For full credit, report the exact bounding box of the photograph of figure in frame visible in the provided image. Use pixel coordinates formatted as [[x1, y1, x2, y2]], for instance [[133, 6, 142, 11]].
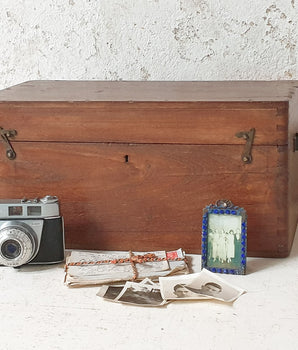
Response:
[[207, 213, 242, 270]]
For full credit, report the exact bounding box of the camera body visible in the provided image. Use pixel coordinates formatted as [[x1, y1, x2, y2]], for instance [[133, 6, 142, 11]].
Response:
[[0, 195, 64, 267]]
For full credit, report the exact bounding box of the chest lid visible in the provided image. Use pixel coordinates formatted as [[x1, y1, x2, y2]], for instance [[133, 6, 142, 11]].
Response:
[[0, 80, 295, 147], [0, 80, 297, 102]]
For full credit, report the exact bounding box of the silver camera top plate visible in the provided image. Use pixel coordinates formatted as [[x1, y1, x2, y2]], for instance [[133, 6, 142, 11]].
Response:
[[0, 195, 60, 219]]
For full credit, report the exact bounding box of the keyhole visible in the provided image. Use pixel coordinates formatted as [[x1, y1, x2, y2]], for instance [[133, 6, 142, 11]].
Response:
[[124, 155, 129, 163]]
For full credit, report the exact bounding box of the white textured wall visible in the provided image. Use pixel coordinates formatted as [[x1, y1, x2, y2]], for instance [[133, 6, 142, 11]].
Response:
[[0, 0, 297, 89]]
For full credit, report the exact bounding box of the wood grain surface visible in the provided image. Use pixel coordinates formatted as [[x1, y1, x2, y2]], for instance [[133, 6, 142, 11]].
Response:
[[0, 80, 297, 101], [0, 141, 288, 257], [0, 101, 288, 145]]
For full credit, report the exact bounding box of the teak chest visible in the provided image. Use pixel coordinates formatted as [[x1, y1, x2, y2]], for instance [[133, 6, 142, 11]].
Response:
[[0, 80, 297, 257]]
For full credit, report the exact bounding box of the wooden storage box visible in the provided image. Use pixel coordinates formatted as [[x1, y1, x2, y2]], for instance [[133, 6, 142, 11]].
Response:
[[0, 80, 297, 257]]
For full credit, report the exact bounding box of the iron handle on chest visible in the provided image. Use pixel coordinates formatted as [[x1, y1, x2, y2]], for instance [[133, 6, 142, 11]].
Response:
[[294, 133, 298, 152], [235, 128, 255, 164], [0, 127, 17, 160]]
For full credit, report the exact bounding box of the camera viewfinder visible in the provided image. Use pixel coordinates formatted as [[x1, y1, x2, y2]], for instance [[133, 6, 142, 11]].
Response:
[[8, 206, 23, 216], [27, 206, 42, 216]]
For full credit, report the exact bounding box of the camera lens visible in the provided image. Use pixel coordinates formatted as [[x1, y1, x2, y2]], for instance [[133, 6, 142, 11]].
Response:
[[0, 223, 37, 267], [1, 239, 22, 259]]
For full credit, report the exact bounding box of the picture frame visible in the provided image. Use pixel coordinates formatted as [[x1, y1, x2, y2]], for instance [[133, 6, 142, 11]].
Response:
[[201, 199, 247, 275]]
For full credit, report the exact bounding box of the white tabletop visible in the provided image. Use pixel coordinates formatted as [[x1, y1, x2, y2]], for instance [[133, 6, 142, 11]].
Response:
[[1, 228, 298, 350]]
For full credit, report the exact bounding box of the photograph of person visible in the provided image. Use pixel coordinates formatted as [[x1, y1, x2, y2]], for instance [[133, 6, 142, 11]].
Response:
[[115, 282, 167, 306], [159, 269, 245, 302], [173, 281, 222, 298], [207, 213, 242, 270]]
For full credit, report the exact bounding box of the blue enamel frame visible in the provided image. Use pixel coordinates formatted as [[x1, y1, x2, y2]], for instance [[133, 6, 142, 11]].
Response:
[[201, 200, 247, 275]]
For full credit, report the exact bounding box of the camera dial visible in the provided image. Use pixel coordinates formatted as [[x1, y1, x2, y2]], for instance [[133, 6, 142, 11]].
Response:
[[0, 222, 38, 267], [40, 195, 58, 204]]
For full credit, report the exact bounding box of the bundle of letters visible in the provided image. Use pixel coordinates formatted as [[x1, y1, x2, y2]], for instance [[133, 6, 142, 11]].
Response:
[[64, 248, 189, 287]]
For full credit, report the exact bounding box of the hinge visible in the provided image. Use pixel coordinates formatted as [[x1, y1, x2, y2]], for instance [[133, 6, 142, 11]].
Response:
[[0, 127, 17, 160]]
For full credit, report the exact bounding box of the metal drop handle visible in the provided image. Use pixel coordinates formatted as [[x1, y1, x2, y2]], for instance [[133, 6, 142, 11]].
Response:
[[235, 128, 255, 164], [0, 127, 17, 160]]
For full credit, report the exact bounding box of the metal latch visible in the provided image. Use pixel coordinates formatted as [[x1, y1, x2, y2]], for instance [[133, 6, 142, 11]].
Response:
[[0, 127, 17, 160], [235, 128, 255, 164], [294, 133, 298, 152]]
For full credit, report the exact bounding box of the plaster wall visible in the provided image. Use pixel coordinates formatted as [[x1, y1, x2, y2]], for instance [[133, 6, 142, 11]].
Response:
[[0, 0, 297, 89]]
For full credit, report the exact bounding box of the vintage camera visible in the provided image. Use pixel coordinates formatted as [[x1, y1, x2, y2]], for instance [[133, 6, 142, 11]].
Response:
[[0, 195, 64, 267]]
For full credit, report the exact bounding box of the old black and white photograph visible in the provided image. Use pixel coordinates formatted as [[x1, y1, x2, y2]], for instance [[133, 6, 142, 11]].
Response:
[[159, 269, 245, 302], [115, 281, 167, 307], [97, 285, 124, 301], [207, 213, 242, 268]]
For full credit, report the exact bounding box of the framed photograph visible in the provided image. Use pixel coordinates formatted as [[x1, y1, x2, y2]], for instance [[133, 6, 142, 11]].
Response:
[[201, 199, 247, 275]]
